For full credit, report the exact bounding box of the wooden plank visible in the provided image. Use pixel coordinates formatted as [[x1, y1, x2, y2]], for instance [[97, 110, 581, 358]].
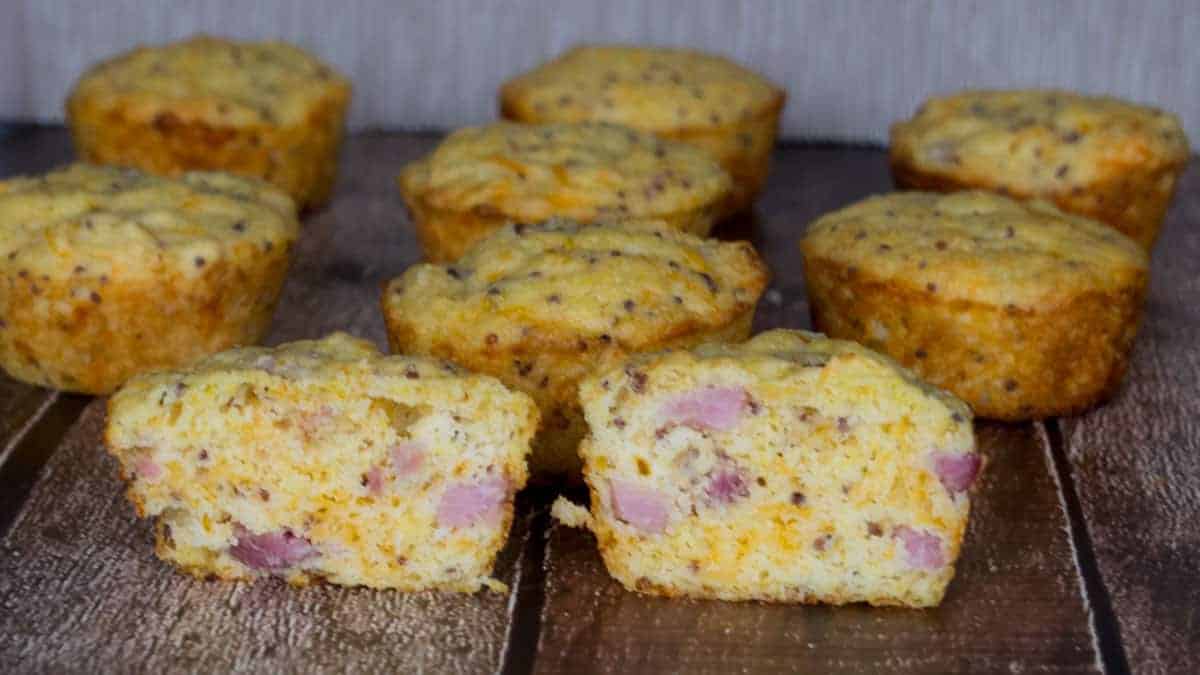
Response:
[[1059, 160, 1200, 674], [0, 131, 531, 674], [0, 381, 55, 464], [534, 423, 1098, 674], [533, 148, 1100, 674]]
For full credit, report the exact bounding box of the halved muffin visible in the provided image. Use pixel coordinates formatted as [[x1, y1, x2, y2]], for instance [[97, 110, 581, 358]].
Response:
[[105, 332, 538, 591], [554, 329, 978, 607]]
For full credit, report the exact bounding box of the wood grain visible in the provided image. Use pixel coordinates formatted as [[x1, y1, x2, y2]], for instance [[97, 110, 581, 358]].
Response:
[[1058, 161, 1200, 675]]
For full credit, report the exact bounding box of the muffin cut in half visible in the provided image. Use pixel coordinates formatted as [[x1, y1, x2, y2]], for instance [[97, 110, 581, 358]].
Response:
[[398, 121, 732, 261], [382, 218, 768, 478], [890, 89, 1190, 249], [0, 163, 298, 394], [501, 44, 785, 214], [801, 191, 1148, 420], [67, 35, 352, 209], [553, 329, 978, 607], [105, 333, 538, 591]]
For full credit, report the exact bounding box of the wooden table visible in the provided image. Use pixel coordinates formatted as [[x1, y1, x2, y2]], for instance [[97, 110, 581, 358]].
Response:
[[0, 127, 1195, 674]]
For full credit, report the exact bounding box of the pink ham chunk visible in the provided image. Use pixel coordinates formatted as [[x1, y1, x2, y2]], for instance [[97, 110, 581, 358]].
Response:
[[931, 451, 982, 494], [364, 465, 385, 496], [893, 526, 946, 569], [659, 386, 748, 432], [134, 457, 163, 483], [705, 464, 749, 505], [364, 441, 427, 496], [437, 476, 509, 529], [230, 526, 318, 571], [391, 440, 426, 477], [610, 479, 670, 534]]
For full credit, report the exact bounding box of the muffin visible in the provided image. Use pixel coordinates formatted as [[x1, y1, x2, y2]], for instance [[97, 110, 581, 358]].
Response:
[[398, 121, 732, 261], [0, 163, 298, 394], [801, 191, 1148, 420], [500, 45, 785, 214], [105, 332, 538, 591], [890, 89, 1190, 249], [381, 218, 769, 477], [67, 35, 351, 209], [552, 329, 978, 607]]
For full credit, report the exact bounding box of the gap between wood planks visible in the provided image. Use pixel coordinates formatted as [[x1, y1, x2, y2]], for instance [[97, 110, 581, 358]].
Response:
[[1043, 419, 1131, 675], [0, 394, 1136, 675], [0, 393, 90, 535]]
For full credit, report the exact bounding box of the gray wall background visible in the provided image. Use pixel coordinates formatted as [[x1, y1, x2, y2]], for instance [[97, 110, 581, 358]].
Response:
[[1, 0, 1195, 144]]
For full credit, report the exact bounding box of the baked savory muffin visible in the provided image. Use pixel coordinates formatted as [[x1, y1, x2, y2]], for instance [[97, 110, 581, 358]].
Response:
[[890, 89, 1190, 249], [399, 122, 732, 262], [801, 191, 1149, 420], [0, 163, 298, 394], [500, 45, 785, 214], [382, 218, 768, 477], [67, 35, 351, 209], [552, 329, 978, 607], [105, 332, 538, 591]]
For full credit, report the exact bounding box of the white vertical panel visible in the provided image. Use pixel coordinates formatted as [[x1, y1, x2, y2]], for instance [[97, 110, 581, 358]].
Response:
[[4, 0, 1198, 144]]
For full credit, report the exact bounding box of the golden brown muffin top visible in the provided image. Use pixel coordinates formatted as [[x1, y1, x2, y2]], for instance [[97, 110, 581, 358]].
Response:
[[400, 122, 731, 222], [891, 89, 1189, 190], [384, 218, 768, 349], [586, 328, 972, 428], [501, 45, 784, 131], [0, 163, 298, 277], [801, 191, 1147, 307], [110, 331, 529, 410], [68, 35, 350, 126]]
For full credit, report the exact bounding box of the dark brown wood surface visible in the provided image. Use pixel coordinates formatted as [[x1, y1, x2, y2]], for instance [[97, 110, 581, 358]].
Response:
[[535, 423, 1098, 674], [0, 128, 1195, 674], [1057, 168, 1200, 675]]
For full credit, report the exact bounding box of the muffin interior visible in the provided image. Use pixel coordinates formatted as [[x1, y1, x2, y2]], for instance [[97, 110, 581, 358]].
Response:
[[569, 331, 976, 606], [105, 333, 536, 591]]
